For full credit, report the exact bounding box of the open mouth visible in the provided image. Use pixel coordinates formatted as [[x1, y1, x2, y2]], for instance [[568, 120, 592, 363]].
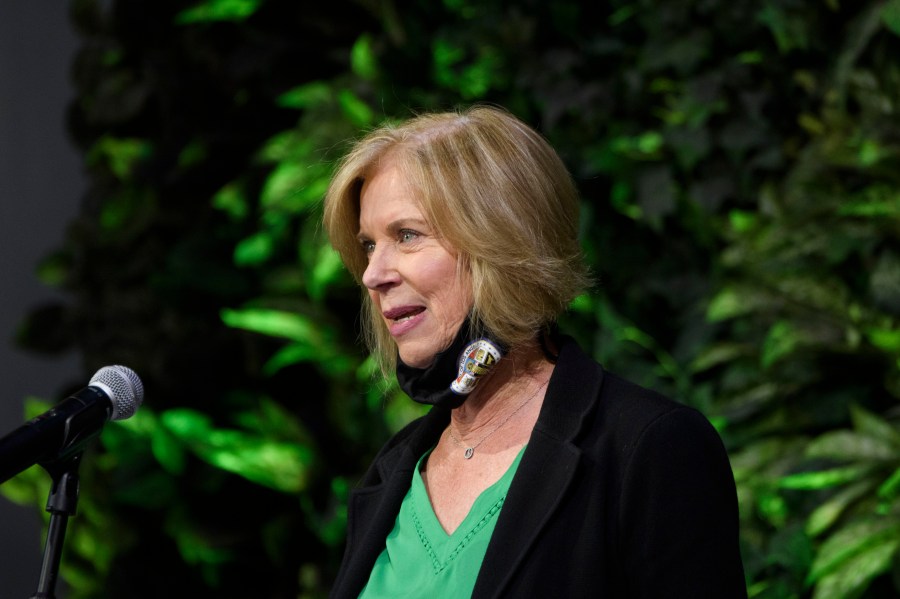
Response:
[[384, 306, 425, 322]]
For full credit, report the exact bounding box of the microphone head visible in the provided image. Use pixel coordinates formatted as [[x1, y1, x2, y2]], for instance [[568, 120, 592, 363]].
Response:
[[89, 365, 145, 421]]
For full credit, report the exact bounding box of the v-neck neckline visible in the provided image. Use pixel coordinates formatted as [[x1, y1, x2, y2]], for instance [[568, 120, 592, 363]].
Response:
[[409, 446, 526, 573]]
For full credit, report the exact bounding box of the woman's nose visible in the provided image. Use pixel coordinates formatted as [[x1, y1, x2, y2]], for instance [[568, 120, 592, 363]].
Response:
[[361, 246, 399, 290]]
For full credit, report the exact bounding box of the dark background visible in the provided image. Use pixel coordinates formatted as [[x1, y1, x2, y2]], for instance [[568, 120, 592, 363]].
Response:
[[0, 2, 81, 596]]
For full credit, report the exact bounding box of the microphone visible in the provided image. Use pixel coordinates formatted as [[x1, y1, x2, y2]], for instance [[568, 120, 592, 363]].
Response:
[[0, 365, 144, 484]]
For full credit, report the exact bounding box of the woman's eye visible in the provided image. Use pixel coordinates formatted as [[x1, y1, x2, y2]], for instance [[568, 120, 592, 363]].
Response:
[[399, 230, 419, 243], [361, 240, 375, 254]]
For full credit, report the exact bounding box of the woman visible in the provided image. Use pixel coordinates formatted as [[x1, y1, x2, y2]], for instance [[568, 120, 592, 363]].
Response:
[[323, 106, 746, 598]]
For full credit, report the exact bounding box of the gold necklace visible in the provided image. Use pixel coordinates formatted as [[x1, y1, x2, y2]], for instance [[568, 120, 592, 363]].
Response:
[[447, 379, 548, 459]]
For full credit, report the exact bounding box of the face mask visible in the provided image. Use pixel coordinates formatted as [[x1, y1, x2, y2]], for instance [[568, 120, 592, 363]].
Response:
[[395, 318, 506, 409]]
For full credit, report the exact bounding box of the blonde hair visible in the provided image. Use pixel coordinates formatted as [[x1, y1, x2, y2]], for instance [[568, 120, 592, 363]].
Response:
[[323, 105, 590, 372]]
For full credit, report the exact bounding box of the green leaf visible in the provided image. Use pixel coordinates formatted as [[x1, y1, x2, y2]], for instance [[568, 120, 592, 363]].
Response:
[[457, 51, 501, 99], [433, 38, 465, 84], [811, 537, 899, 598], [233, 231, 275, 266], [808, 518, 900, 583], [260, 161, 311, 211], [221, 307, 336, 348], [431, 38, 502, 99], [737, 51, 764, 65], [351, 34, 378, 80], [262, 341, 353, 377], [0, 462, 49, 506], [765, 525, 815, 578], [160, 409, 313, 493], [610, 131, 664, 159], [24, 397, 52, 419], [877, 466, 900, 500], [608, 5, 636, 26], [200, 430, 313, 492], [707, 288, 745, 322], [806, 481, 876, 537], [175, 0, 262, 24], [758, 3, 810, 53], [838, 184, 900, 218], [277, 81, 332, 110], [258, 130, 304, 161], [109, 406, 157, 438], [567, 293, 594, 314], [100, 194, 135, 232], [177, 139, 207, 168], [293, 175, 331, 211], [35, 252, 70, 288], [212, 182, 249, 221], [308, 244, 347, 300], [234, 397, 307, 440], [356, 353, 380, 382], [609, 180, 641, 219], [87, 136, 152, 181], [151, 425, 187, 475], [865, 325, 900, 352], [337, 89, 374, 128], [160, 408, 212, 437], [774, 276, 850, 318], [857, 139, 882, 167], [615, 325, 682, 384], [882, 0, 900, 37], [758, 490, 789, 528], [300, 481, 348, 547], [761, 321, 802, 368], [731, 437, 801, 481], [690, 343, 752, 373], [728, 210, 758, 233], [779, 465, 873, 490], [850, 404, 900, 448], [805, 430, 898, 461]]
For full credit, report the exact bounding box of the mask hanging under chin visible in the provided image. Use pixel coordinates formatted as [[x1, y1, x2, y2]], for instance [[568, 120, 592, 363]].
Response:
[[395, 317, 507, 409]]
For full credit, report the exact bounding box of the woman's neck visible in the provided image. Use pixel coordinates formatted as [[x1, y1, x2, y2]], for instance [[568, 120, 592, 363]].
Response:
[[449, 340, 554, 438]]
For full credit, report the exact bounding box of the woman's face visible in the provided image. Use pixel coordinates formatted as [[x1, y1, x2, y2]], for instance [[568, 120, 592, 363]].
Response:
[[357, 159, 472, 368]]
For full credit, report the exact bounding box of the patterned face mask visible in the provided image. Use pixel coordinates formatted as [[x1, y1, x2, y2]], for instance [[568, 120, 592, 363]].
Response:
[[395, 316, 506, 409]]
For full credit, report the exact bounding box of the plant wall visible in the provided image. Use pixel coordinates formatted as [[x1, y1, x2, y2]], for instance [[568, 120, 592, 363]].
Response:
[[3, 0, 900, 597]]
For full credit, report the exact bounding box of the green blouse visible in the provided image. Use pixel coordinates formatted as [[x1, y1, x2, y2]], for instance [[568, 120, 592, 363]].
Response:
[[358, 446, 526, 599]]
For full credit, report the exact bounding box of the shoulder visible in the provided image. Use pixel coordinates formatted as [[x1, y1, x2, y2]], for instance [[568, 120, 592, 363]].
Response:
[[585, 371, 738, 523], [593, 371, 729, 472], [549, 336, 728, 470], [550, 335, 717, 446], [598, 371, 717, 445]]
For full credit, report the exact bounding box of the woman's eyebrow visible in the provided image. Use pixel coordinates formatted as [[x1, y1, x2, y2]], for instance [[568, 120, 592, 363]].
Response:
[[358, 218, 429, 241], [385, 218, 429, 233]]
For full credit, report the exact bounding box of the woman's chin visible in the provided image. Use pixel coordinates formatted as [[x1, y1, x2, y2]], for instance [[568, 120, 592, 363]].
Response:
[[397, 343, 440, 370], [397, 327, 466, 370], [398, 353, 434, 370]]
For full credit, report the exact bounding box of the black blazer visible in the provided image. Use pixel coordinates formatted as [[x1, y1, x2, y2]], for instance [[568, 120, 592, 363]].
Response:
[[330, 337, 747, 598]]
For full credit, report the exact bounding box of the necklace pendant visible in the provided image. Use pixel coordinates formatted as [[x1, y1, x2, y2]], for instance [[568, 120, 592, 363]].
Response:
[[464, 447, 475, 459]]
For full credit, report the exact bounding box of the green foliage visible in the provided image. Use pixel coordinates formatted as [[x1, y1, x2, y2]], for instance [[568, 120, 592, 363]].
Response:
[[175, 0, 262, 24], [4, 0, 900, 596]]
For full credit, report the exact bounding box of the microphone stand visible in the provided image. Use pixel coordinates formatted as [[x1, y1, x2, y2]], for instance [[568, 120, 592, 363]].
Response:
[[30, 451, 84, 599]]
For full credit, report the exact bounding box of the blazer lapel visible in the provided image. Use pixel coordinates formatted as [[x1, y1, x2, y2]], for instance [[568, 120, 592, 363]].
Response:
[[472, 337, 605, 599], [333, 407, 450, 599]]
